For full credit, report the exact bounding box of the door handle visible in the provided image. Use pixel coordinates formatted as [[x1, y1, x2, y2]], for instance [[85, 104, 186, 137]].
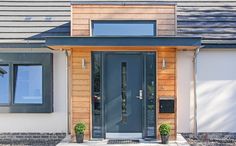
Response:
[[136, 90, 143, 100]]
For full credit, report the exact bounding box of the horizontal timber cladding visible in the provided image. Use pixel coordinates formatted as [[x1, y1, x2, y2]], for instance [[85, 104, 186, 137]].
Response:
[[2, 0, 236, 47], [71, 4, 177, 36], [71, 49, 91, 140], [70, 47, 177, 140], [157, 48, 177, 140], [0, 0, 71, 46]]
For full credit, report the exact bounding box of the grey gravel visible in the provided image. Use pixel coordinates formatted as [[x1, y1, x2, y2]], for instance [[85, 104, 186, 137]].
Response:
[[0, 133, 66, 146], [182, 133, 236, 146], [0, 139, 61, 146]]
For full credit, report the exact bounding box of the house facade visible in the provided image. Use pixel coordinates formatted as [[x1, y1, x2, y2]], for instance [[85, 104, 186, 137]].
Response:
[[0, 0, 236, 142]]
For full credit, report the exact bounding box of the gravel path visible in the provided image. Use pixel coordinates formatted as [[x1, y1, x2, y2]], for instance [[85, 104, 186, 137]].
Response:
[[182, 133, 236, 146], [0, 139, 61, 146]]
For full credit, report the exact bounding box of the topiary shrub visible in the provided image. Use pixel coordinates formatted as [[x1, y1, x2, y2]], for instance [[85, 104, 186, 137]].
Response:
[[159, 123, 171, 136], [74, 122, 86, 134]]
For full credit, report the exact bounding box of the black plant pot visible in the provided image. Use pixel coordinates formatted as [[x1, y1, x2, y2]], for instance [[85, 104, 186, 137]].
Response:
[[161, 135, 169, 144], [76, 133, 84, 143]]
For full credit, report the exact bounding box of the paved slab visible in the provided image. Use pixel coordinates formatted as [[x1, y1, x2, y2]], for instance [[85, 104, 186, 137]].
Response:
[[57, 134, 189, 146]]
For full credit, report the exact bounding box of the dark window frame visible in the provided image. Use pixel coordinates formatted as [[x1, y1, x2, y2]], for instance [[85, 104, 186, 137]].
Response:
[[0, 64, 10, 105], [0, 53, 53, 113], [91, 20, 157, 37]]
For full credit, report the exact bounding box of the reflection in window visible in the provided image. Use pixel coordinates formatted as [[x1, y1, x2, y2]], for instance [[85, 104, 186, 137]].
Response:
[[121, 62, 127, 123], [92, 20, 156, 36], [146, 53, 156, 138], [14, 65, 42, 104], [92, 53, 102, 138], [0, 65, 9, 104]]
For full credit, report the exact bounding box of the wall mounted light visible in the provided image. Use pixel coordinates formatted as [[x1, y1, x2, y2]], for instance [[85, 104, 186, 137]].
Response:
[[162, 58, 167, 70], [82, 58, 86, 69]]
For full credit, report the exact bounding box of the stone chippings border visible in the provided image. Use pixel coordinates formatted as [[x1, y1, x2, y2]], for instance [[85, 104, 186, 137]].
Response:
[[182, 133, 236, 146], [0, 133, 66, 146]]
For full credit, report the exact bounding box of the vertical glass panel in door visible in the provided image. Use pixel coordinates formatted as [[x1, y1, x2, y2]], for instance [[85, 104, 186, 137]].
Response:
[[14, 65, 43, 104], [92, 21, 156, 36], [92, 53, 103, 138], [145, 53, 156, 138], [121, 62, 127, 123], [0, 65, 9, 104]]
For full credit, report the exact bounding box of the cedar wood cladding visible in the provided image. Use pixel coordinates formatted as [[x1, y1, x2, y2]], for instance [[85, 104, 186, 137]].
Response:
[[71, 4, 176, 36], [71, 47, 177, 140], [70, 4, 177, 140], [1, 0, 236, 48]]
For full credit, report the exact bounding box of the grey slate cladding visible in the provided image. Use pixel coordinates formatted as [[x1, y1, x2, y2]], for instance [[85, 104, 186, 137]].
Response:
[[1, 0, 236, 48], [0, 0, 71, 48]]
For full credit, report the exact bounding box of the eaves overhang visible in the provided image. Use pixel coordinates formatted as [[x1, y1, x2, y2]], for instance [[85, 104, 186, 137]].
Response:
[[202, 40, 236, 49], [45, 36, 202, 50]]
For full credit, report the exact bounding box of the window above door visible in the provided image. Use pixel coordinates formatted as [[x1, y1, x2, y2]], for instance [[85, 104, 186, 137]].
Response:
[[92, 20, 156, 37]]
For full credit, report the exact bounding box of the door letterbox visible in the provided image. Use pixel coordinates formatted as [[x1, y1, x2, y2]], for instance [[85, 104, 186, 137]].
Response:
[[159, 99, 175, 113]]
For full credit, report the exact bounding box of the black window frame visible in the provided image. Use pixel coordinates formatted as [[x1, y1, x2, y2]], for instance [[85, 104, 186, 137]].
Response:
[[0, 53, 53, 113], [0, 64, 10, 105], [91, 20, 157, 37]]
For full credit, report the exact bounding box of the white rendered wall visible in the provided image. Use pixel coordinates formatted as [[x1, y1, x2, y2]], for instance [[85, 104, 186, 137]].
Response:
[[176, 51, 194, 133], [197, 50, 236, 132], [177, 50, 236, 133], [0, 49, 67, 133]]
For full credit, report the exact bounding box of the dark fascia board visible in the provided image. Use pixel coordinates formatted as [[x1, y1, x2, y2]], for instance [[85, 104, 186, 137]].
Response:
[[45, 36, 201, 47], [203, 43, 236, 49], [202, 40, 236, 49], [71, 1, 176, 6], [0, 43, 45, 49]]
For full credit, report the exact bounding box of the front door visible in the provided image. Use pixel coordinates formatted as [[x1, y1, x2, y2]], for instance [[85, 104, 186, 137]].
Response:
[[104, 53, 143, 139]]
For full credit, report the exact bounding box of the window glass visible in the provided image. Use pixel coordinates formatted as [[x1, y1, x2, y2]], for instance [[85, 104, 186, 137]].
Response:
[[92, 53, 103, 138], [121, 62, 127, 123], [145, 53, 156, 138], [0, 65, 9, 104], [92, 21, 156, 36], [14, 65, 43, 104]]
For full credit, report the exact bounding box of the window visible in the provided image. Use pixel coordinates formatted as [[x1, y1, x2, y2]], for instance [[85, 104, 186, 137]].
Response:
[[0, 53, 53, 113], [14, 65, 43, 104], [92, 20, 156, 36], [92, 52, 103, 138], [145, 53, 156, 138]]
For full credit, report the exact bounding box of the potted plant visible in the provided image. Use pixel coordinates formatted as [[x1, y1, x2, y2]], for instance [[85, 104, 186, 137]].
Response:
[[74, 122, 86, 143], [159, 123, 171, 144]]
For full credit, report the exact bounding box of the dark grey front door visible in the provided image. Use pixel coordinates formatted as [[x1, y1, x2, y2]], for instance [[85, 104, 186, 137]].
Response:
[[104, 53, 143, 138]]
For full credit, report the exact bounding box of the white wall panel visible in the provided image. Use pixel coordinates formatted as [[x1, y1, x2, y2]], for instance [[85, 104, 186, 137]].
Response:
[[177, 50, 236, 133], [197, 50, 236, 132], [0, 49, 67, 133], [177, 51, 194, 133]]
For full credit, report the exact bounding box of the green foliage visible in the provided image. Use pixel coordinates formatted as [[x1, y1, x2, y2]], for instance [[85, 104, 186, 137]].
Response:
[[159, 123, 171, 136], [74, 122, 86, 134]]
